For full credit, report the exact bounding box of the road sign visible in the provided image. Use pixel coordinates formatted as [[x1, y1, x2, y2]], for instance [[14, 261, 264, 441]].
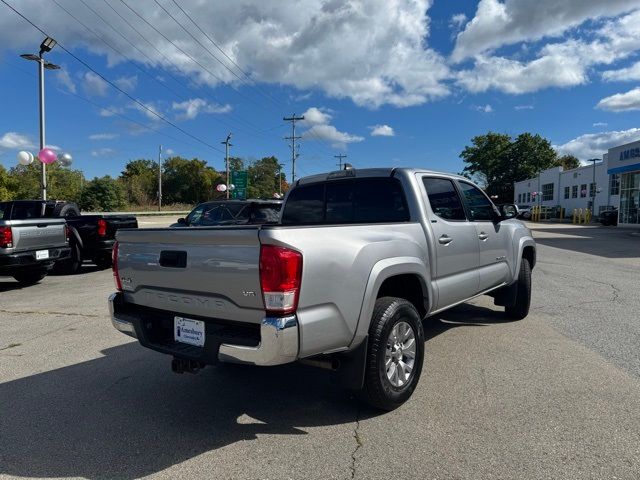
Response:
[[230, 170, 248, 200]]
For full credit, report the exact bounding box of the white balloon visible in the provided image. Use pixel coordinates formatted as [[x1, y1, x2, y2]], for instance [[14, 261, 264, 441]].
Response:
[[216, 184, 227, 192], [17, 150, 34, 165], [229, 184, 235, 191], [58, 152, 73, 167]]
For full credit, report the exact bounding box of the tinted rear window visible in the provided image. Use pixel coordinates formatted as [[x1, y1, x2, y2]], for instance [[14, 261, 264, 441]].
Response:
[[282, 177, 409, 225], [4, 202, 44, 220], [0, 202, 7, 220]]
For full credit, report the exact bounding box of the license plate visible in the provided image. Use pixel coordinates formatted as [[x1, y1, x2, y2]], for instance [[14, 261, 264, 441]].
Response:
[[36, 250, 49, 260], [174, 317, 205, 347]]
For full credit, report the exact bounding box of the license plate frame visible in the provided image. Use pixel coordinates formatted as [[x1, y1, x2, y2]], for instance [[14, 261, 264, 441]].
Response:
[[174, 316, 205, 347], [35, 250, 49, 260]]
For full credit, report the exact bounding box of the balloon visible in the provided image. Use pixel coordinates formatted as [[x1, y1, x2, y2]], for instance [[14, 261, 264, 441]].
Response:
[[17, 150, 34, 165], [38, 148, 57, 165], [228, 184, 235, 191], [216, 184, 227, 192], [57, 152, 73, 167]]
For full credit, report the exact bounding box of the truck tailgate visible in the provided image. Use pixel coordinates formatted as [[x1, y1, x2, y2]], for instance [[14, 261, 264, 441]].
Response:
[[104, 215, 138, 238], [116, 226, 265, 324], [6, 219, 67, 252]]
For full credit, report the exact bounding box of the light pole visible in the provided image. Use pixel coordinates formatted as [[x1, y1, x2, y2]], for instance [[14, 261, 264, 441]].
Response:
[[589, 158, 598, 217], [21, 37, 60, 201], [158, 145, 163, 211], [221, 133, 232, 200], [278, 163, 284, 196]]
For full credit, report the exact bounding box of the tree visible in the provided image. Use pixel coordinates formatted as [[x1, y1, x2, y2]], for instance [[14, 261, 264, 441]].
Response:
[[120, 159, 158, 206], [246, 156, 281, 199], [79, 176, 126, 212], [0, 165, 17, 201], [556, 154, 580, 170], [161, 156, 221, 205], [9, 162, 84, 202], [460, 132, 559, 201]]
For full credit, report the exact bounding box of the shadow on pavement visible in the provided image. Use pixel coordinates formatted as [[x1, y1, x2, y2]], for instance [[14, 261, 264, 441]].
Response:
[[0, 343, 365, 479], [532, 226, 638, 259], [424, 303, 515, 340]]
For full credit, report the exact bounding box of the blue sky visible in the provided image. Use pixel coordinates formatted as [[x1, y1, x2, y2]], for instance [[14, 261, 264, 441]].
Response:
[[1, 0, 639, 181]]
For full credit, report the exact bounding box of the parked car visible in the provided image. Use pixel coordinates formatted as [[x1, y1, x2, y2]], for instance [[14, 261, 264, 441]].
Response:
[[171, 199, 282, 227], [3, 200, 138, 274], [0, 200, 70, 285], [516, 204, 532, 219], [599, 208, 618, 226], [109, 168, 536, 410]]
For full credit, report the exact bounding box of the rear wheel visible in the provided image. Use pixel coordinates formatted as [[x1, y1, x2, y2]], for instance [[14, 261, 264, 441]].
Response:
[[54, 242, 82, 275], [505, 258, 532, 320], [13, 269, 47, 285], [359, 297, 424, 411]]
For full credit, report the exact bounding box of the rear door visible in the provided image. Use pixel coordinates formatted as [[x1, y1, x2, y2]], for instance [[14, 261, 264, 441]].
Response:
[[420, 176, 480, 310], [457, 181, 511, 292]]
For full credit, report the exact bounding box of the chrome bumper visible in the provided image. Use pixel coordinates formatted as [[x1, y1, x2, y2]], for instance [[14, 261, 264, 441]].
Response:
[[108, 293, 299, 366]]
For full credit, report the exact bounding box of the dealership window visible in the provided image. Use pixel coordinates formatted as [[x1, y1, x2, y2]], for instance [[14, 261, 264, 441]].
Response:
[[526, 192, 531, 203], [572, 185, 578, 198], [589, 183, 596, 198], [542, 183, 554, 201], [564, 186, 570, 199], [580, 184, 587, 198], [619, 172, 639, 225], [610, 174, 620, 196]]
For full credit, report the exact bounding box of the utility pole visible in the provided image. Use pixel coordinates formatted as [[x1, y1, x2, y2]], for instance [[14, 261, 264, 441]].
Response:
[[334, 154, 347, 170], [158, 145, 163, 211], [284, 114, 304, 183], [221, 133, 233, 199], [278, 163, 284, 196]]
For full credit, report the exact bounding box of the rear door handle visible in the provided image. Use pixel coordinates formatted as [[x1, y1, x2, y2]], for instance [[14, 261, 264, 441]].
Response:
[[478, 232, 488, 241], [438, 235, 453, 245]]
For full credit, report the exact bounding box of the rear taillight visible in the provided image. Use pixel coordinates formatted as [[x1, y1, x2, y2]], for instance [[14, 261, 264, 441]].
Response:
[[112, 241, 122, 291], [64, 225, 71, 243], [0, 226, 13, 249], [97, 219, 107, 237], [259, 245, 302, 315]]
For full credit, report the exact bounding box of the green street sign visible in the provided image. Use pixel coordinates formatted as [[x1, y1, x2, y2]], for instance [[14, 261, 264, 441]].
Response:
[[230, 170, 248, 200]]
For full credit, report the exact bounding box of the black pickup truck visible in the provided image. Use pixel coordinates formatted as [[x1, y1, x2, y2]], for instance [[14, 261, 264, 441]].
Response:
[[1, 200, 138, 274]]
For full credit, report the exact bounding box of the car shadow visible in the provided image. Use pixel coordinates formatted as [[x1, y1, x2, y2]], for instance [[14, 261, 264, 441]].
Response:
[[532, 226, 639, 259], [423, 303, 514, 340], [0, 278, 29, 292], [0, 342, 367, 479]]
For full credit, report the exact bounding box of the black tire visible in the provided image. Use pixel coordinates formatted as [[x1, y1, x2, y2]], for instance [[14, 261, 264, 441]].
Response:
[[13, 269, 47, 285], [359, 297, 425, 411], [505, 258, 532, 320], [55, 202, 81, 217], [54, 241, 82, 274]]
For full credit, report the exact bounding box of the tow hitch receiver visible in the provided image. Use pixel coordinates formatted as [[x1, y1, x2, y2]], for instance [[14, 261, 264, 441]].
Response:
[[171, 357, 205, 374]]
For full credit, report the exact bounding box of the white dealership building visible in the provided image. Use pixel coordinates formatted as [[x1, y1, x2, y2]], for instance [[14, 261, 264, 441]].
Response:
[[513, 138, 640, 227]]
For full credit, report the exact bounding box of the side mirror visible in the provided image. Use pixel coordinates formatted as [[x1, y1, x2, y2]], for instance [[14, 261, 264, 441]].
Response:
[[177, 217, 186, 225], [498, 204, 518, 220]]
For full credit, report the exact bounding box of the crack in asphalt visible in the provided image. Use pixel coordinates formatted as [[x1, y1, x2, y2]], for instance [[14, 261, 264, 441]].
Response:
[[349, 406, 363, 479], [0, 309, 101, 318]]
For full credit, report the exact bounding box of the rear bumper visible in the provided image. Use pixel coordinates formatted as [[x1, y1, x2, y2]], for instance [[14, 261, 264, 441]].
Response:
[[108, 292, 299, 366], [0, 246, 70, 272], [84, 239, 115, 257]]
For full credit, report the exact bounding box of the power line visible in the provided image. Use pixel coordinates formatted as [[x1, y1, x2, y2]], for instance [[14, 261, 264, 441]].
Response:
[[0, 0, 225, 155], [284, 114, 304, 183]]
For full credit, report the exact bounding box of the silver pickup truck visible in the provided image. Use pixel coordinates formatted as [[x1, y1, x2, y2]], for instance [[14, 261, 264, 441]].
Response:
[[0, 200, 70, 284], [109, 168, 535, 410]]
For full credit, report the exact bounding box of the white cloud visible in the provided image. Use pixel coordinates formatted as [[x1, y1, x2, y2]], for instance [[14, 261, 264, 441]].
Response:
[[472, 104, 493, 113], [91, 148, 116, 157], [554, 128, 640, 159], [450, 13, 467, 31], [89, 133, 119, 141], [0, 132, 35, 150], [56, 68, 76, 94], [602, 61, 640, 82], [593, 122, 608, 127], [597, 87, 640, 111], [83, 72, 109, 97], [114, 75, 138, 92], [452, 0, 640, 62], [369, 124, 395, 137], [302, 124, 364, 148], [172, 98, 232, 121], [99, 106, 124, 117], [300, 107, 332, 126], [130, 101, 164, 121], [0, 0, 450, 109], [165, 148, 175, 156], [515, 105, 534, 110]]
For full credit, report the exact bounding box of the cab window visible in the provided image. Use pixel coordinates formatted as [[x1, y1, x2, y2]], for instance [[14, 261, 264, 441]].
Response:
[[458, 182, 495, 221], [422, 177, 466, 221]]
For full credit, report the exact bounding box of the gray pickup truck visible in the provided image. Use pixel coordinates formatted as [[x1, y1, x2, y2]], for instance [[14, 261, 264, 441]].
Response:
[[109, 168, 535, 410], [0, 200, 70, 284]]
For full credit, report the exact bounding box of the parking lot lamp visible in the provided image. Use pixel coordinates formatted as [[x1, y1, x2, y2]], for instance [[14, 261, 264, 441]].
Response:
[[20, 37, 60, 201]]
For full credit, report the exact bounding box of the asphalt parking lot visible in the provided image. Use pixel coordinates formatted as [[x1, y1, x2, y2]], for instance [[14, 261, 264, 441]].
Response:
[[1, 219, 639, 480]]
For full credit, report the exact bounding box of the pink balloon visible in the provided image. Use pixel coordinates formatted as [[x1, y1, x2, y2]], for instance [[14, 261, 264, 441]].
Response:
[[38, 148, 57, 165]]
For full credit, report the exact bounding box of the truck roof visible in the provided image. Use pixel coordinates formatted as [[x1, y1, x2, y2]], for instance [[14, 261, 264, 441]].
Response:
[[295, 167, 469, 186]]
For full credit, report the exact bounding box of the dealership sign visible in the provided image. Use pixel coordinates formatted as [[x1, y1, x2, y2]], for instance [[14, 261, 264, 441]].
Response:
[[620, 147, 640, 161]]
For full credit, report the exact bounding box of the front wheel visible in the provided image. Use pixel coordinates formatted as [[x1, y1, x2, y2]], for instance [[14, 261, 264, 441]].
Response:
[[505, 258, 532, 320], [359, 297, 424, 411]]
